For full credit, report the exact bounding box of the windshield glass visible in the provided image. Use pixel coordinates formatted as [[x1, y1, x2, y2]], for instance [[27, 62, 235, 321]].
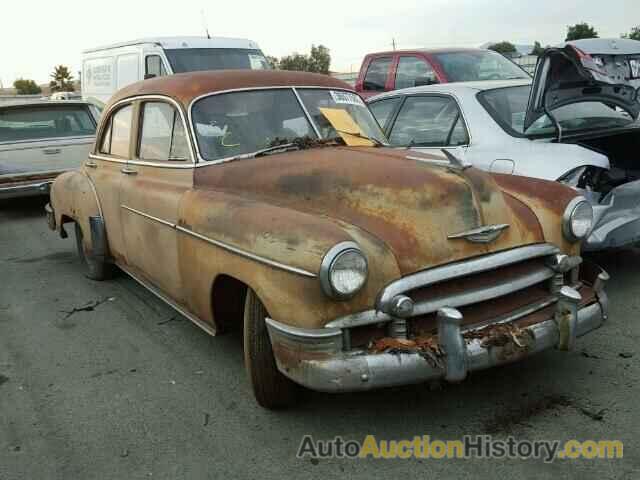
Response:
[[164, 48, 270, 73], [192, 88, 386, 161], [0, 105, 95, 142], [432, 51, 529, 82], [478, 85, 634, 137]]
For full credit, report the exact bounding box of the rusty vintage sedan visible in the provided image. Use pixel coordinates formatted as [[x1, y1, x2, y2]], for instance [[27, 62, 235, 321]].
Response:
[[46, 70, 609, 408]]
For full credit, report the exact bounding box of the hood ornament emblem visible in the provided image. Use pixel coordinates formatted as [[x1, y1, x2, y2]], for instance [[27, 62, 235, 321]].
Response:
[[448, 224, 510, 244]]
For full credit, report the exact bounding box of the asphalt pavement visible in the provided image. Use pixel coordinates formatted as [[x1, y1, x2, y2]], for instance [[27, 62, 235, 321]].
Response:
[[0, 197, 638, 479]]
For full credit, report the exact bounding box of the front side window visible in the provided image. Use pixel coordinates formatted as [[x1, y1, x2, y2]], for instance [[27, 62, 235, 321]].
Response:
[[145, 55, 168, 78], [138, 102, 190, 161], [388, 96, 469, 147], [478, 85, 634, 137], [164, 48, 270, 73], [363, 57, 392, 91], [369, 97, 402, 130], [432, 50, 529, 82], [191, 88, 387, 161], [99, 104, 132, 157], [395, 56, 438, 89], [0, 105, 95, 143]]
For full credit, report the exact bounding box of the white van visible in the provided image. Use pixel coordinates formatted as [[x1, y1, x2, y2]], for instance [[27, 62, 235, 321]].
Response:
[[82, 36, 270, 106]]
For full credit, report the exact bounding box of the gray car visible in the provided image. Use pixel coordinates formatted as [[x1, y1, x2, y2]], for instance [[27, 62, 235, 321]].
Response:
[[368, 45, 640, 251], [0, 100, 97, 200]]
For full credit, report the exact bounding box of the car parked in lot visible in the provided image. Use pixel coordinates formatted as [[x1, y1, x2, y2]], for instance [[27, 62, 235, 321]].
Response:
[[0, 100, 98, 200], [355, 48, 530, 98], [369, 44, 640, 251], [46, 70, 607, 408], [563, 38, 640, 89]]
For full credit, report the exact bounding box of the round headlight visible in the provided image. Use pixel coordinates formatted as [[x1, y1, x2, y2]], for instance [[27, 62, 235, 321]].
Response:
[[563, 197, 593, 242], [320, 242, 368, 299]]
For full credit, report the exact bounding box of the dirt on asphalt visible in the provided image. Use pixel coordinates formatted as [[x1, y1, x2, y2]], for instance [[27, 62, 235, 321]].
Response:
[[0, 197, 638, 479]]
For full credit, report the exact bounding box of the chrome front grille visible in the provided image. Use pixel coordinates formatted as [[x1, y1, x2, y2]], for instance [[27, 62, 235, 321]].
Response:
[[326, 243, 580, 349]]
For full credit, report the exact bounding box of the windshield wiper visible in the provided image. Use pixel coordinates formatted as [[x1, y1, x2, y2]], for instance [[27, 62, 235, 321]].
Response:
[[254, 143, 300, 157], [333, 129, 385, 147]]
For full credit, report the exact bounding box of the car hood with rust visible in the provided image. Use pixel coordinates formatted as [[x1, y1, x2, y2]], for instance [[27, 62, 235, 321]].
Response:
[[194, 147, 566, 275]]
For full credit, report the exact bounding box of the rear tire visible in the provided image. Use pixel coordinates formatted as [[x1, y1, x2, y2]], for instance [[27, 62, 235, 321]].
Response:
[[243, 288, 299, 409], [74, 222, 113, 280]]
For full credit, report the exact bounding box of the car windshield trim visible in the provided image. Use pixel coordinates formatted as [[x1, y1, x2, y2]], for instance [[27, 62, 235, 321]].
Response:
[[188, 86, 386, 163], [476, 85, 636, 140]]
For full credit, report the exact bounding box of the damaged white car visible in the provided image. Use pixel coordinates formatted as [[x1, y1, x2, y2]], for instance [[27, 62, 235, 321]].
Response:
[[368, 44, 640, 250]]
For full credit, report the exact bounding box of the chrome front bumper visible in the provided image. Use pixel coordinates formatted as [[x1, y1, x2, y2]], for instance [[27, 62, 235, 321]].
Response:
[[0, 180, 52, 200], [266, 264, 609, 393]]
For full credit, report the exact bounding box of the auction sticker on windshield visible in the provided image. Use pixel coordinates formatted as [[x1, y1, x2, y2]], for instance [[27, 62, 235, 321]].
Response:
[[329, 90, 365, 107]]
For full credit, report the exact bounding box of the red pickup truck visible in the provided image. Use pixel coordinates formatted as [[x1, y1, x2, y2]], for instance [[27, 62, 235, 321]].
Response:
[[355, 48, 530, 98]]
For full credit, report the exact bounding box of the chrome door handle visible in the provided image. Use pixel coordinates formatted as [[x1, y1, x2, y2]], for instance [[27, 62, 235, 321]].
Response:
[[85, 161, 98, 168], [120, 167, 138, 175], [43, 148, 61, 155]]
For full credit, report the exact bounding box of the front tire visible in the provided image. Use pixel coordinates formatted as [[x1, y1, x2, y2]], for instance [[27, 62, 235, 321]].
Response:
[[74, 222, 113, 280], [243, 288, 299, 409]]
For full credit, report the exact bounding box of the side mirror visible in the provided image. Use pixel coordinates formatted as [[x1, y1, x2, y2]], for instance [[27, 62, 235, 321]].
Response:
[[144, 73, 156, 80], [414, 76, 439, 87]]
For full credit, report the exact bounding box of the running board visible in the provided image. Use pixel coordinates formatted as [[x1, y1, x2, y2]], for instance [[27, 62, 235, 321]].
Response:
[[118, 265, 217, 337]]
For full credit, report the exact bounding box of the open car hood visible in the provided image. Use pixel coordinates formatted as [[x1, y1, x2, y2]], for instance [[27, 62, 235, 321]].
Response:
[[524, 45, 640, 132]]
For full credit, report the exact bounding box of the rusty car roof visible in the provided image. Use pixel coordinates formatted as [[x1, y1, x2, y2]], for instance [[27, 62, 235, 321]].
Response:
[[106, 70, 354, 111]]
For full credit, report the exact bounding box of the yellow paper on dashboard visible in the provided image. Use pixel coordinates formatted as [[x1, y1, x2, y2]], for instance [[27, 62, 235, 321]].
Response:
[[318, 108, 375, 147]]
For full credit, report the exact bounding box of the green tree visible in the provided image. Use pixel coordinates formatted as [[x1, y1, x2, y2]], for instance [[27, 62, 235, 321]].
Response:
[[530, 41, 545, 56], [13, 78, 42, 95], [266, 56, 279, 69], [565, 23, 599, 41], [49, 65, 74, 92], [488, 41, 518, 57], [307, 45, 331, 74], [622, 26, 640, 41], [275, 45, 331, 74]]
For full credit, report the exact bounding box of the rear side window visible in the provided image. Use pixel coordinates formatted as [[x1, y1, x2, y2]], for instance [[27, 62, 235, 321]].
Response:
[[395, 56, 438, 89], [138, 102, 189, 161], [388, 96, 469, 147], [363, 57, 392, 91], [0, 105, 95, 142], [99, 105, 132, 157]]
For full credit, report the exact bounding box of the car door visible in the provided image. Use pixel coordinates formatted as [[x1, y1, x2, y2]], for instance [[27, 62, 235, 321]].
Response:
[[119, 98, 193, 303], [85, 102, 135, 262], [359, 56, 394, 98], [374, 94, 470, 156]]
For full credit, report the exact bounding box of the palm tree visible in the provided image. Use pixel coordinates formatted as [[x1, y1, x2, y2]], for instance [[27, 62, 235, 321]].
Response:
[[49, 65, 74, 92]]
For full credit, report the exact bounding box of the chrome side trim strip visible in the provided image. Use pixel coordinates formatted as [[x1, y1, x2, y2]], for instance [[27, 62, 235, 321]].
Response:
[[175, 225, 317, 278], [118, 264, 217, 337], [119, 204, 317, 278], [377, 243, 560, 311], [89, 153, 196, 169], [120, 204, 176, 228]]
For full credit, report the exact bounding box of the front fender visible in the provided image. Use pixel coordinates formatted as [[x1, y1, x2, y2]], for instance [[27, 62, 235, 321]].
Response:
[[492, 173, 581, 255], [50, 170, 101, 248], [177, 189, 401, 330]]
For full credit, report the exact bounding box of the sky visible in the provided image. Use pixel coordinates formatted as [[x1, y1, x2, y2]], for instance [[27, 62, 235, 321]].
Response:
[[1, 0, 639, 87]]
